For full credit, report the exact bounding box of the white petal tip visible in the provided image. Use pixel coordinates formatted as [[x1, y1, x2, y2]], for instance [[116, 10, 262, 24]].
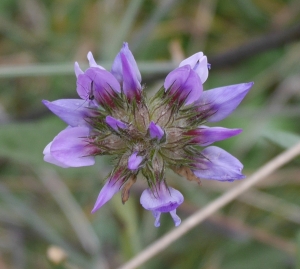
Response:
[[74, 62, 83, 77]]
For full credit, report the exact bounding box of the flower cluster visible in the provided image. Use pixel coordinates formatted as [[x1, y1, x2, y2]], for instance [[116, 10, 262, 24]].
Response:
[[43, 43, 253, 227]]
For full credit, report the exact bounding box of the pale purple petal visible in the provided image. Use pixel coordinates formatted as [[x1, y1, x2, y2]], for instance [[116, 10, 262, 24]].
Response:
[[42, 99, 93, 127], [43, 142, 70, 168], [91, 177, 123, 213], [140, 182, 184, 227], [50, 127, 95, 167], [85, 68, 121, 94], [74, 62, 84, 78], [196, 82, 253, 122], [85, 68, 121, 105], [179, 52, 204, 68], [77, 67, 120, 105], [182, 68, 203, 105], [76, 73, 93, 100], [111, 42, 141, 83], [128, 152, 143, 170], [121, 52, 142, 101], [164, 65, 190, 92], [140, 183, 184, 210], [149, 121, 164, 140], [193, 146, 245, 181], [164, 65, 202, 105], [196, 55, 209, 83], [87, 51, 105, 69], [105, 116, 127, 132], [188, 126, 242, 146], [170, 210, 181, 226], [152, 211, 161, 227], [179, 52, 209, 83]]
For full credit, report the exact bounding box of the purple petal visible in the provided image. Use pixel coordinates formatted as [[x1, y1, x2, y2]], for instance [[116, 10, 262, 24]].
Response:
[[193, 146, 245, 181], [187, 126, 242, 146], [86, 68, 120, 92], [74, 62, 84, 78], [196, 82, 253, 122], [42, 99, 93, 127], [43, 142, 70, 168], [179, 52, 209, 83], [164, 65, 202, 105], [128, 152, 143, 170], [152, 211, 161, 227], [76, 72, 93, 100], [181, 68, 203, 105], [140, 181, 184, 227], [50, 127, 95, 167], [87, 52, 105, 69], [77, 67, 121, 105], [164, 65, 189, 92], [111, 42, 141, 83], [91, 176, 123, 213], [86, 68, 121, 104], [170, 210, 181, 226], [105, 116, 127, 132], [149, 121, 164, 140], [121, 52, 142, 101], [140, 183, 184, 212]]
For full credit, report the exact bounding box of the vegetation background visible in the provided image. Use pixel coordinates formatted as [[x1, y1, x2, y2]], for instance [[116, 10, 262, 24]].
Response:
[[0, 0, 300, 268]]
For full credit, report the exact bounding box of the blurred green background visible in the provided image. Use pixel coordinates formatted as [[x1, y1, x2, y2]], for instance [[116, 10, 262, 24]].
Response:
[[1, 0, 300, 268]]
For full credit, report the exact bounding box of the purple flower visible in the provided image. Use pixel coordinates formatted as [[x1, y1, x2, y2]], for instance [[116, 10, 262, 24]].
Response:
[[105, 116, 128, 132], [179, 52, 209, 83], [195, 82, 253, 122], [111, 42, 142, 101], [185, 126, 242, 146], [128, 152, 143, 170], [140, 181, 184, 227], [76, 67, 121, 107], [192, 146, 245, 181], [43, 127, 97, 167], [43, 44, 253, 227], [148, 121, 164, 140], [164, 65, 202, 106]]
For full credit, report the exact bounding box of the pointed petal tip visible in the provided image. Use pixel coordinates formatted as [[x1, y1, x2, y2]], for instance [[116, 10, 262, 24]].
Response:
[[91, 207, 98, 214], [87, 51, 93, 59], [236, 128, 243, 134], [74, 62, 83, 77], [87, 51, 95, 65], [244, 81, 254, 91]]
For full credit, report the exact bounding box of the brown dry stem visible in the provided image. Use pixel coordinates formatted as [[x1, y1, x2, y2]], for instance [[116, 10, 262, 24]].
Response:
[[121, 176, 137, 204], [171, 166, 202, 185]]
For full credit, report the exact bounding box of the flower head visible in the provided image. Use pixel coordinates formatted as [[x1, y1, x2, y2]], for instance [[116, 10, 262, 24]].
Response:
[[43, 43, 253, 227]]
